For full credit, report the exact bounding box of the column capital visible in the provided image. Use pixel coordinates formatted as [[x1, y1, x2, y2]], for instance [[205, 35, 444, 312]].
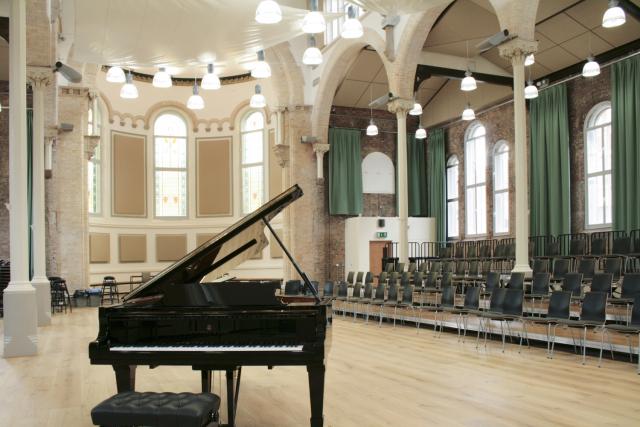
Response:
[[387, 98, 414, 115], [272, 144, 290, 168], [84, 135, 100, 160], [273, 105, 287, 113], [312, 142, 330, 155], [27, 66, 53, 89], [498, 39, 538, 61]]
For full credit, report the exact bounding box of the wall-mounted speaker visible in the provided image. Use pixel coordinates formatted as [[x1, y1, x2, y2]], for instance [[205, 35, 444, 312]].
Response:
[[377, 219, 385, 228]]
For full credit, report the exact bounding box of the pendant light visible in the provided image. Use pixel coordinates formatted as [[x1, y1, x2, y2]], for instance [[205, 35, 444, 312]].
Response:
[[524, 81, 538, 99], [582, 56, 601, 77], [255, 0, 282, 24], [302, 0, 325, 34], [120, 71, 138, 99], [524, 54, 535, 67], [460, 41, 477, 92], [201, 64, 221, 90], [303, 35, 323, 65], [251, 50, 272, 79], [250, 84, 266, 108], [152, 67, 172, 88], [602, 0, 625, 28], [415, 125, 427, 139], [341, 5, 363, 39], [409, 94, 422, 116], [366, 86, 378, 136], [461, 103, 475, 121], [187, 80, 205, 110], [106, 65, 126, 83]]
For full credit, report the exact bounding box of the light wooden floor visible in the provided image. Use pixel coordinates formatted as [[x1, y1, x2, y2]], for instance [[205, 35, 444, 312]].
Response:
[[1, 308, 640, 427]]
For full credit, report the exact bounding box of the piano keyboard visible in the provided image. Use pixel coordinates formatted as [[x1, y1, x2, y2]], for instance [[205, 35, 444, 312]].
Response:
[[110, 344, 304, 352]]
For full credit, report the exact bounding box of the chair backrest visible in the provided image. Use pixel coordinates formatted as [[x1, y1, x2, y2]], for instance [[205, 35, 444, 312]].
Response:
[[577, 258, 596, 280], [401, 283, 413, 304], [561, 273, 583, 297], [440, 285, 455, 308], [621, 273, 640, 299], [590, 237, 606, 256], [630, 294, 640, 327], [507, 272, 525, 290], [401, 271, 410, 284], [407, 262, 417, 273], [425, 272, 437, 288], [412, 271, 424, 286], [531, 273, 550, 295], [488, 288, 507, 313], [463, 287, 481, 310], [395, 262, 405, 273], [547, 291, 572, 319], [494, 244, 505, 258], [467, 245, 478, 259], [479, 244, 491, 258], [454, 243, 465, 259], [467, 260, 479, 276], [480, 261, 492, 275], [323, 281, 334, 297], [485, 272, 501, 292], [419, 262, 429, 273], [389, 271, 400, 284], [502, 289, 524, 316], [532, 259, 549, 274], [441, 272, 452, 288], [430, 261, 442, 274], [374, 282, 386, 300], [285, 280, 302, 295], [506, 243, 516, 258], [337, 281, 348, 297], [569, 239, 586, 256], [455, 261, 466, 276], [612, 237, 631, 255], [387, 282, 398, 301], [363, 282, 374, 299], [346, 271, 355, 284], [442, 261, 453, 274], [364, 272, 373, 284], [547, 241, 560, 256], [591, 273, 613, 294], [355, 271, 364, 284], [385, 263, 395, 273], [352, 282, 362, 299], [580, 292, 607, 323], [378, 271, 388, 285], [552, 258, 570, 279], [603, 257, 621, 279]]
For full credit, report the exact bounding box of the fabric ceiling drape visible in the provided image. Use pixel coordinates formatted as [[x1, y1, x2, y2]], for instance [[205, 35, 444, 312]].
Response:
[[612, 55, 640, 234], [426, 128, 446, 242], [407, 133, 428, 217], [329, 127, 363, 215], [529, 83, 571, 237]]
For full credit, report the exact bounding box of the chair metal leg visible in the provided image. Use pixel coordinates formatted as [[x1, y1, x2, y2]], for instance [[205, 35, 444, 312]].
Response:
[[500, 321, 506, 353], [599, 327, 605, 367], [582, 327, 587, 365]]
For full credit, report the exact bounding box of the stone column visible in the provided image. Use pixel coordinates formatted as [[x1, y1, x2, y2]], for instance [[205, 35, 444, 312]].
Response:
[[27, 66, 52, 327], [499, 39, 537, 276], [312, 143, 330, 181], [275, 107, 285, 146], [4, 0, 38, 358], [387, 98, 414, 265]]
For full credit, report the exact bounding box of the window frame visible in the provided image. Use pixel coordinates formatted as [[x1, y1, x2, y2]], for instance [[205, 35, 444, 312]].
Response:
[[492, 140, 509, 235], [240, 110, 267, 215], [152, 111, 189, 219], [324, 0, 362, 46], [446, 155, 460, 239], [464, 123, 487, 237], [584, 101, 612, 230]]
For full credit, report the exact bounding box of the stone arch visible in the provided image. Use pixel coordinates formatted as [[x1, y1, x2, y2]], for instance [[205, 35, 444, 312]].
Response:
[[267, 43, 305, 107], [143, 100, 200, 132]]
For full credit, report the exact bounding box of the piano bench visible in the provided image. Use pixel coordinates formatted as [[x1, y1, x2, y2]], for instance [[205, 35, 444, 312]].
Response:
[[91, 391, 220, 427]]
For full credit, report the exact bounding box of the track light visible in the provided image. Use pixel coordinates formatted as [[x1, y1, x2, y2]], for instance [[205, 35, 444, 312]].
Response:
[[152, 67, 172, 88], [341, 6, 363, 39], [462, 103, 475, 121], [303, 35, 323, 65], [524, 80, 538, 99], [460, 70, 477, 91], [251, 50, 272, 79], [106, 66, 126, 83], [250, 84, 266, 108], [187, 80, 205, 110], [582, 56, 600, 77], [603, 0, 626, 28], [302, 0, 325, 34], [366, 119, 378, 136], [255, 0, 282, 24], [201, 64, 221, 90], [120, 71, 138, 99]]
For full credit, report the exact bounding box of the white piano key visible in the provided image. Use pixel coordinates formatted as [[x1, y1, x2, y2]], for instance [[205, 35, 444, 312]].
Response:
[[110, 344, 304, 352]]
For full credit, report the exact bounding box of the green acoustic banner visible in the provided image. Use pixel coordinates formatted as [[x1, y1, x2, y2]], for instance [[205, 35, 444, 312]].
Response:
[[612, 55, 640, 234], [529, 82, 571, 237], [407, 133, 428, 216], [27, 109, 33, 280], [329, 127, 363, 215], [426, 128, 446, 242]]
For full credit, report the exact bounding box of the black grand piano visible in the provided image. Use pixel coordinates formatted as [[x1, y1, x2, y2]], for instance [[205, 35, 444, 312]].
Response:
[[89, 185, 331, 427]]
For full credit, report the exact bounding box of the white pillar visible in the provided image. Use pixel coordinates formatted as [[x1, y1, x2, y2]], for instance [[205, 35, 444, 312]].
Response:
[[312, 143, 330, 181], [387, 99, 414, 265], [27, 68, 52, 327], [499, 39, 537, 276], [4, 0, 38, 358]]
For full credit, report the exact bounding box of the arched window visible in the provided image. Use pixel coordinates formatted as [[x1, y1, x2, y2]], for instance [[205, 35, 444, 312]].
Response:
[[585, 102, 612, 228], [241, 111, 265, 214], [465, 124, 487, 236], [87, 100, 103, 214], [154, 112, 188, 217], [493, 141, 509, 234], [446, 155, 459, 238]]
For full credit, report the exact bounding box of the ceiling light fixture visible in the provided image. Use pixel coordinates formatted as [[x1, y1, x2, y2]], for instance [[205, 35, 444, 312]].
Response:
[[302, 0, 326, 34], [524, 80, 538, 99], [303, 35, 323, 65], [409, 95, 423, 116], [462, 103, 475, 121], [582, 56, 600, 77], [524, 53, 535, 66], [152, 67, 172, 88], [201, 64, 221, 90], [341, 5, 363, 39], [415, 125, 427, 139], [461, 70, 477, 91], [255, 0, 282, 24], [251, 50, 272, 79], [120, 71, 139, 99], [106, 65, 126, 83], [366, 86, 378, 136], [187, 80, 205, 110], [602, 0, 626, 28], [250, 84, 266, 108]]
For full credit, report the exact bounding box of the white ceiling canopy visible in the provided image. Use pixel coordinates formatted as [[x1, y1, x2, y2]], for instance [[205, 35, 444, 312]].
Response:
[[347, 0, 451, 16], [71, 0, 340, 77]]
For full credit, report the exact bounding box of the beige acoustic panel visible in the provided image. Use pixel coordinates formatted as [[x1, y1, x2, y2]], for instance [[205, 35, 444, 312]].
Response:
[[196, 233, 216, 248], [89, 233, 110, 263], [112, 132, 146, 217], [196, 137, 232, 216], [270, 237, 283, 259], [118, 234, 147, 263], [156, 234, 187, 262], [268, 129, 283, 199]]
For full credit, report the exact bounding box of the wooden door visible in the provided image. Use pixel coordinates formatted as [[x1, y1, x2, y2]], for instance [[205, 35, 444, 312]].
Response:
[[369, 240, 391, 275]]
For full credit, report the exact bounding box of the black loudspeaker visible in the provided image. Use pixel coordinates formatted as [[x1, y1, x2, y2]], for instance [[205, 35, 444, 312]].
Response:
[[377, 219, 385, 228]]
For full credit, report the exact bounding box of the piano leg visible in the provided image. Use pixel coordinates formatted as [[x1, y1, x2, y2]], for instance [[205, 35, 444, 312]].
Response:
[[201, 370, 212, 393], [307, 364, 325, 427], [226, 369, 235, 427], [113, 365, 137, 392]]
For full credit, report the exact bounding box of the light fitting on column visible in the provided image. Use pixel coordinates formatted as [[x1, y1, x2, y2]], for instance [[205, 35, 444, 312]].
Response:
[[462, 103, 475, 121], [251, 50, 272, 79], [201, 64, 221, 90], [603, 0, 626, 28], [524, 54, 535, 66], [187, 80, 205, 110], [152, 67, 172, 88], [341, 6, 363, 39], [366, 119, 379, 136], [302, 0, 326, 34], [250, 84, 266, 108], [524, 80, 538, 99], [582, 56, 601, 77], [120, 71, 139, 99], [415, 125, 427, 139], [461, 70, 477, 91], [303, 35, 323, 65], [106, 66, 126, 83], [255, 0, 282, 24]]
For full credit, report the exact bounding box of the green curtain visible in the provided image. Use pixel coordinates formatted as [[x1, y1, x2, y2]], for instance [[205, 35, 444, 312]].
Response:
[[612, 55, 640, 233], [529, 83, 571, 237], [27, 109, 33, 280], [407, 133, 428, 216], [329, 127, 363, 215], [426, 128, 446, 242]]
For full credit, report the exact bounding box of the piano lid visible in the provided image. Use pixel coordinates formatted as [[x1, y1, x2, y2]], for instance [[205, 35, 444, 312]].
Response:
[[123, 185, 303, 302]]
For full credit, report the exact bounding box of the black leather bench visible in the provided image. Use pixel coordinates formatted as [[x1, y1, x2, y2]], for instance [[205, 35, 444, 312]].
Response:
[[91, 391, 220, 427]]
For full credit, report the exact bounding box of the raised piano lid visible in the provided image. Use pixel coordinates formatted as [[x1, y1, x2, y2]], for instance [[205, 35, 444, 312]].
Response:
[[123, 185, 303, 303]]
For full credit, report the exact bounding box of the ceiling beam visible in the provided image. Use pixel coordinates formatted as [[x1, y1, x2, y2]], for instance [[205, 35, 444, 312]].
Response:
[[414, 64, 513, 92], [621, 0, 640, 22], [0, 17, 8, 43]]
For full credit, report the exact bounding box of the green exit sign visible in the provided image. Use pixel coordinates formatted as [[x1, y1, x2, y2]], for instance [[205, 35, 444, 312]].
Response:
[[376, 232, 388, 238]]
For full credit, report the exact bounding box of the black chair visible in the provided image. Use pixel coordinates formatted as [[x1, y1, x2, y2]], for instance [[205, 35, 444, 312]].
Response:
[[346, 271, 355, 285], [284, 280, 302, 295], [322, 281, 335, 299], [473, 288, 507, 349], [407, 262, 417, 273], [449, 287, 481, 341], [395, 262, 405, 273], [561, 273, 583, 299], [347, 282, 362, 317], [463, 260, 480, 289], [421, 272, 439, 307], [577, 258, 596, 282], [354, 272, 364, 286], [600, 294, 640, 373], [384, 263, 395, 273], [380, 281, 400, 325], [395, 280, 419, 329], [550, 258, 570, 284], [529, 291, 572, 358], [334, 281, 349, 316], [378, 271, 388, 287], [50, 277, 72, 314], [603, 257, 622, 285], [366, 282, 386, 324], [532, 258, 549, 275], [610, 274, 640, 324], [493, 289, 526, 352], [101, 275, 119, 305], [526, 272, 551, 315], [506, 272, 525, 290], [481, 271, 501, 297], [591, 273, 613, 296], [421, 285, 456, 335]]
